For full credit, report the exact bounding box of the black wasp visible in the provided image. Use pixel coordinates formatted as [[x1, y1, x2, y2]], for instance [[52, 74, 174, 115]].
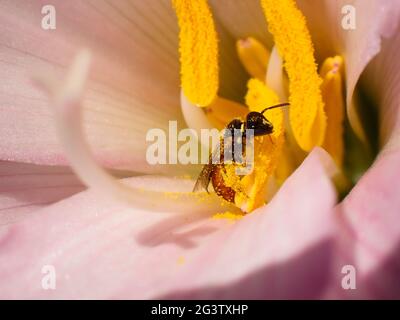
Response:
[[193, 102, 289, 203]]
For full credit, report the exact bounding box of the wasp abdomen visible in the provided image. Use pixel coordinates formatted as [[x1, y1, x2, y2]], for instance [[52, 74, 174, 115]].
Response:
[[211, 164, 236, 203]]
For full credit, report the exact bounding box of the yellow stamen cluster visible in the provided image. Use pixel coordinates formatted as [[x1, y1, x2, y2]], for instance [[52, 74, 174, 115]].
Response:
[[172, 0, 219, 106], [261, 0, 326, 152], [172, 0, 348, 214]]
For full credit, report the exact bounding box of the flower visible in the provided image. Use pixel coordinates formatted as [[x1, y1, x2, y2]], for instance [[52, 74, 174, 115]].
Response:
[[0, 0, 400, 299]]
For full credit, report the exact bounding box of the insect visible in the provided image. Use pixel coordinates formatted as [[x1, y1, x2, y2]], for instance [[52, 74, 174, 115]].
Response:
[[193, 102, 290, 203]]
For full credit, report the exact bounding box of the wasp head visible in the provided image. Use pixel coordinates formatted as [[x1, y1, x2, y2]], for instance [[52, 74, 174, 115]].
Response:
[[245, 112, 274, 136]]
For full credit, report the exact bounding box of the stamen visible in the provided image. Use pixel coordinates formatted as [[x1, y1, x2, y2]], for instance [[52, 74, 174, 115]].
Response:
[[236, 37, 270, 81], [320, 56, 345, 167], [260, 0, 326, 152], [172, 0, 219, 106], [245, 79, 284, 136], [266, 46, 304, 184], [206, 96, 248, 130]]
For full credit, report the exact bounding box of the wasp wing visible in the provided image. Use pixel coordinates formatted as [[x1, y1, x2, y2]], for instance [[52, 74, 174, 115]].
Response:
[[192, 163, 214, 193], [192, 140, 224, 193]]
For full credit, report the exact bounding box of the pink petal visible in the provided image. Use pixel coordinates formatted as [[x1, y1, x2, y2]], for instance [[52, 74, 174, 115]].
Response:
[[326, 27, 400, 299], [0, 148, 336, 299], [327, 145, 400, 299], [0, 161, 84, 226], [0, 1, 247, 171], [0, 0, 184, 171], [360, 24, 400, 148]]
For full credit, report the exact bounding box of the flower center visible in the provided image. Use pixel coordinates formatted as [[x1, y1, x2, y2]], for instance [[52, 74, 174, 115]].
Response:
[[173, 0, 346, 214]]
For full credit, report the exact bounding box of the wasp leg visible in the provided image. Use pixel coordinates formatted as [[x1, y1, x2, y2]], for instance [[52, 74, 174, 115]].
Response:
[[268, 134, 274, 145]]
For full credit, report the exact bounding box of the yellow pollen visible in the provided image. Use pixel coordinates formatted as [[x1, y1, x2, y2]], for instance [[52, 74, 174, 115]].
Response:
[[320, 56, 345, 167], [212, 211, 244, 221], [260, 0, 326, 152], [172, 0, 219, 106], [236, 37, 270, 81], [177, 256, 185, 265]]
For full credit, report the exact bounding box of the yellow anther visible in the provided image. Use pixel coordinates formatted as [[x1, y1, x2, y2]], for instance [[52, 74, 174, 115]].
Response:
[[260, 0, 326, 152], [236, 37, 270, 81], [320, 56, 345, 167], [172, 0, 219, 106], [245, 78, 283, 135], [320, 56, 342, 78], [235, 78, 284, 213]]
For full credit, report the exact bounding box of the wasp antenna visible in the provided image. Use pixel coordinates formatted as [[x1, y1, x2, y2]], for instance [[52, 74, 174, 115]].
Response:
[[260, 102, 290, 114]]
